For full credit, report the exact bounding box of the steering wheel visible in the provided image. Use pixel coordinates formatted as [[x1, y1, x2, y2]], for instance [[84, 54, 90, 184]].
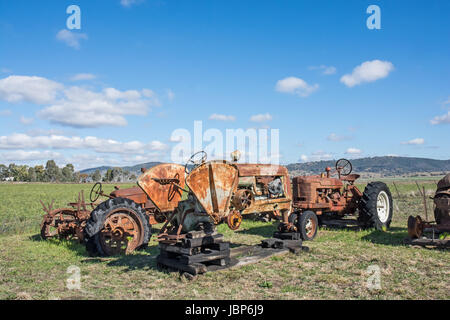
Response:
[[90, 182, 103, 202], [185, 151, 207, 174], [167, 173, 181, 202], [335, 159, 352, 176]]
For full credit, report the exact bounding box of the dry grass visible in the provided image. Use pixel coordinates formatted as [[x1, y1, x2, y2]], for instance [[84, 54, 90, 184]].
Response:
[[0, 181, 448, 300]]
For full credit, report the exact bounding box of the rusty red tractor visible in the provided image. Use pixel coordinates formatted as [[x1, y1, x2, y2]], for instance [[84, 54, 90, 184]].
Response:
[[279, 159, 393, 240]]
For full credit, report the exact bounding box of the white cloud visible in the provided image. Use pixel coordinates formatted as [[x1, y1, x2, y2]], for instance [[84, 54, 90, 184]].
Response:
[[149, 140, 168, 151], [401, 138, 425, 145], [209, 113, 236, 121], [70, 73, 96, 81], [169, 135, 184, 143], [327, 133, 351, 142], [0, 109, 12, 116], [39, 86, 160, 128], [430, 111, 450, 125], [300, 151, 333, 162], [120, 0, 143, 7], [0, 133, 168, 155], [309, 65, 337, 75], [0, 75, 62, 104], [0, 150, 61, 161], [167, 89, 175, 101], [275, 77, 319, 97], [56, 29, 88, 49], [346, 148, 362, 154], [250, 113, 272, 122], [26, 128, 65, 136], [340, 60, 394, 87], [323, 66, 336, 75], [20, 116, 33, 125], [0, 75, 163, 128]]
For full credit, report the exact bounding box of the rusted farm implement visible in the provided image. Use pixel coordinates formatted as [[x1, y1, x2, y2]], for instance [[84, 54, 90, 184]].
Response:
[[40, 174, 166, 255], [407, 173, 450, 248], [40, 152, 395, 272]]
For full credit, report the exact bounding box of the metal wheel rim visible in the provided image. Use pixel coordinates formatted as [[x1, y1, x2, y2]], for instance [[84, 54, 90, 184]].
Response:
[[240, 191, 252, 209], [99, 209, 144, 255], [305, 217, 317, 238], [376, 191, 390, 223]]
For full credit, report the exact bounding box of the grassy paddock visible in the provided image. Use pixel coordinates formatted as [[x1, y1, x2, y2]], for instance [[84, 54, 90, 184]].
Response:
[[0, 181, 448, 300]]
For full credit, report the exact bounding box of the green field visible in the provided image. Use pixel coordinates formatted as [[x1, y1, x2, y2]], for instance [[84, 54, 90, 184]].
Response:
[[0, 181, 448, 300]]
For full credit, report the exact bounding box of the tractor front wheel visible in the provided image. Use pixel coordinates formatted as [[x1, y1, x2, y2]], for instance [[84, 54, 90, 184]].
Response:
[[84, 197, 151, 256], [358, 182, 393, 230], [289, 211, 318, 241]]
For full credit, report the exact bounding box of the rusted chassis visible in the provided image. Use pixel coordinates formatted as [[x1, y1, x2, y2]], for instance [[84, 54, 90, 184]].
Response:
[[40, 182, 166, 242], [136, 160, 294, 244], [407, 173, 450, 239], [291, 174, 362, 216], [40, 191, 92, 241]]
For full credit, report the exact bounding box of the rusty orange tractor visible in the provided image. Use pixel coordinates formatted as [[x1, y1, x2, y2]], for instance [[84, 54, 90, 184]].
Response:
[[279, 159, 393, 240], [136, 151, 293, 244], [80, 151, 295, 255], [40, 164, 185, 256]]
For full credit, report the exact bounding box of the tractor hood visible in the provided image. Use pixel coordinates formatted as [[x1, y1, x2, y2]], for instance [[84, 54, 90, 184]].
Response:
[[437, 173, 450, 192], [185, 160, 239, 219], [137, 163, 186, 212]]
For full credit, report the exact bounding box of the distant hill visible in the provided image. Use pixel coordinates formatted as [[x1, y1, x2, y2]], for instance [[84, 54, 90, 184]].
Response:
[[80, 162, 162, 175], [79, 156, 450, 178], [286, 156, 450, 178]]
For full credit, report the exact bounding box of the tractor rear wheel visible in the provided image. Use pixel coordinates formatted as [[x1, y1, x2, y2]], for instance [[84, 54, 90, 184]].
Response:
[[358, 182, 393, 230], [84, 197, 151, 256]]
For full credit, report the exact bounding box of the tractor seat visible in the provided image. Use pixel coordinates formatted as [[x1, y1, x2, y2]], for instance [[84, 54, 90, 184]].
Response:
[[341, 174, 360, 182]]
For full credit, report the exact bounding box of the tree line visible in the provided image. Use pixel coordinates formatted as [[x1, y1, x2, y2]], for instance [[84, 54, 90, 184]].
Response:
[[0, 160, 137, 183]]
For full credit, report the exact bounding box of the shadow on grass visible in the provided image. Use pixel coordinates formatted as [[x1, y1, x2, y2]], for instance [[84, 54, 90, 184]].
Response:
[[79, 243, 160, 271], [236, 224, 277, 238], [28, 233, 88, 256], [361, 228, 410, 246], [28, 229, 260, 273], [319, 225, 363, 232]]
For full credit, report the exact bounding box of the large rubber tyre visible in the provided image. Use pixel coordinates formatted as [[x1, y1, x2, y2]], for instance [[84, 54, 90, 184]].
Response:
[[358, 182, 393, 230], [290, 211, 318, 241], [84, 197, 151, 257]]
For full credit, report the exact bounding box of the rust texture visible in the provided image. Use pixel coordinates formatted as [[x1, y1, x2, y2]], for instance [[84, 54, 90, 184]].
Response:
[[407, 173, 450, 239], [40, 172, 170, 247], [290, 159, 362, 217], [292, 174, 361, 215], [186, 161, 239, 221], [137, 163, 186, 212], [40, 190, 92, 241]]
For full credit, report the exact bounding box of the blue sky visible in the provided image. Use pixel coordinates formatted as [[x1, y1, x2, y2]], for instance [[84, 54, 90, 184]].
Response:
[[0, 0, 449, 170]]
